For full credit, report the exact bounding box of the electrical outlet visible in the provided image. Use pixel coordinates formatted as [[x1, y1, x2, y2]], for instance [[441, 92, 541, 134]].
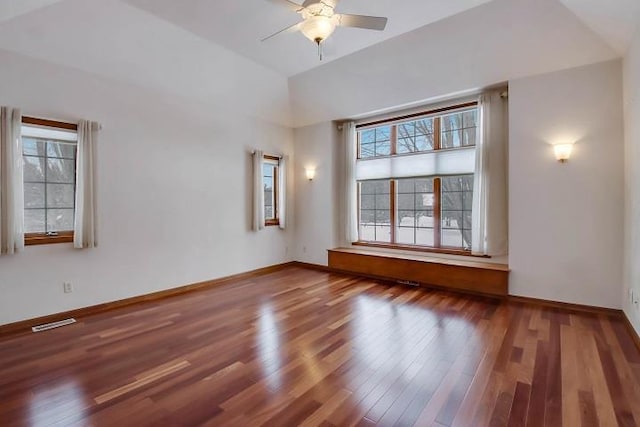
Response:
[[63, 282, 73, 293]]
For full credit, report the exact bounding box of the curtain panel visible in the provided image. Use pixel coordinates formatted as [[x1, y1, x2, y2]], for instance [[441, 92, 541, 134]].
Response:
[[0, 107, 24, 255], [278, 155, 287, 230], [74, 120, 100, 249], [252, 150, 265, 231], [343, 122, 358, 245], [471, 92, 508, 256]]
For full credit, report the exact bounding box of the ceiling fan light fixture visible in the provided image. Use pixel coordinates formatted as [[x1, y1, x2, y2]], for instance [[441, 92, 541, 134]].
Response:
[[300, 15, 337, 44]]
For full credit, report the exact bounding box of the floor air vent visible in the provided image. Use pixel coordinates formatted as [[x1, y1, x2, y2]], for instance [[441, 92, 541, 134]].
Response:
[[32, 318, 76, 333], [398, 280, 420, 287]]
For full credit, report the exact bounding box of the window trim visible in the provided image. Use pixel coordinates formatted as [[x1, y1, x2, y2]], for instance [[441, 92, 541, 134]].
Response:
[[355, 101, 479, 256], [22, 116, 78, 246], [356, 101, 478, 130], [264, 155, 280, 227]]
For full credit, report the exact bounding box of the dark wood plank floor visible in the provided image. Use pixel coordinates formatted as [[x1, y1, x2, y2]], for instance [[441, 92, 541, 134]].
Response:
[[1, 266, 639, 426]]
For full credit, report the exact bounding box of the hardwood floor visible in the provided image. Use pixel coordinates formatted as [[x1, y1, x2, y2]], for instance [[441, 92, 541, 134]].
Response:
[[1, 265, 639, 426]]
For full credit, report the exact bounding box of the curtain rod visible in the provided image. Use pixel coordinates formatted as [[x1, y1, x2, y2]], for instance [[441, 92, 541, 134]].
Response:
[[355, 101, 478, 129]]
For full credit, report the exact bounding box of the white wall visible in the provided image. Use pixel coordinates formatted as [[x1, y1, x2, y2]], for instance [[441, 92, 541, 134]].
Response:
[[292, 122, 340, 265], [289, 0, 617, 127], [0, 49, 294, 326], [293, 60, 624, 310], [623, 27, 640, 333], [510, 60, 624, 309]]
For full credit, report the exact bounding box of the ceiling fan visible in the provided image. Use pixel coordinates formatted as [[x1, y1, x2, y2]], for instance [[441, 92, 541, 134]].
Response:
[[262, 0, 388, 60]]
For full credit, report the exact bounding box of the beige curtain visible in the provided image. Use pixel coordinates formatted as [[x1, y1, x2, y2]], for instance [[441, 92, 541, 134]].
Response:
[[74, 120, 99, 249], [472, 92, 508, 256], [343, 122, 358, 245], [0, 107, 24, 255], [252, 150, 265, 231]]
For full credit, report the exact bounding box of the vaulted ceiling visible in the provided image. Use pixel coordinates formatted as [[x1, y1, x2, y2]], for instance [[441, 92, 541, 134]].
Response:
[[0, 0, 637, 127], [0, 0, 637, 78]]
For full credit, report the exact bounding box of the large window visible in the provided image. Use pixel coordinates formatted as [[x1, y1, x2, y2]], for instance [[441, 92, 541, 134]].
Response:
[[356, 104, 477, 253], [21, 117, 78, 245], [263, 156, 279, 226]]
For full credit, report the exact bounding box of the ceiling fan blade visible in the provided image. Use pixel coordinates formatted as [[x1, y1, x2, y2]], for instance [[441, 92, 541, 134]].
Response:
[[261, 21, 303, 42], [302, 0, 339, 7], [338, 14, 388, 31], [266, 0, 303, 12]]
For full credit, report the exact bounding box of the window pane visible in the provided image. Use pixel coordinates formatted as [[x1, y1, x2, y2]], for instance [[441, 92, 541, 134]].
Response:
[[23, 138, 45, 156], [462, 127, 476, 147], [375, 226, 391, 243], [47, 183, 75, 209], [442, 229, 463, 248], [359, 223, 375, 241], [416, 228, 434, 246], [441, 112, 464, 131], [358, 126, 393, 159], [375, 194, 390, 210], [47, 141, 76, 159], [361, 180, 389, 195], [441, 130, 462, 149], [375, 126, 391, 141], [375, 140, 391, 156], [397, 210, 415, 227], [440, 175, 473, 250], [263, 176, 273, 191], [462, 111, 477, 128], [415, 178, 433, 193], [263, 164, 276, 221], [396, 225, 415, 245], [24, 156, 45, 182], [23, 133, 78, 237], [358, 180, 390, 243], [397, 194, 414, 210], [361, 129, 375, 144], [361, 194, 375, 210], [25, 209, 46, 233], [375, 209, 390, 223], [24, 183, 45, 208], [442, 211, 463, 229], [442, 191, 463, 210], [415, 193, 434, 209], [360, 143, 375, 158], [360, 210, 375, 223], [463, 191, 473, 210], [397, 118, 434, 154], [360, 181, 376, 195], [397, 179, 414, 194], [47, 158, 75, 183], [47, 209, 74, 232], [416, 210, 434, 228], [415, 118, 434, 135], [395, 178, 436, 248], [397, 122, 415, 137], [441, 176, 459, 191]]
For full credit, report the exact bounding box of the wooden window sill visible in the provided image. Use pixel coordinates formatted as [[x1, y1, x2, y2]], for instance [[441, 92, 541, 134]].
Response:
[[265, 220, 280, 227], [352, 241, 490, 259], [25, 232, 74, 246]]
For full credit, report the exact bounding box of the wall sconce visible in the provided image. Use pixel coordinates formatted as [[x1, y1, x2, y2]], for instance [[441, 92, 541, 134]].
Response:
[[305, 167, 316, 181], [553, 143, 574, 163]]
